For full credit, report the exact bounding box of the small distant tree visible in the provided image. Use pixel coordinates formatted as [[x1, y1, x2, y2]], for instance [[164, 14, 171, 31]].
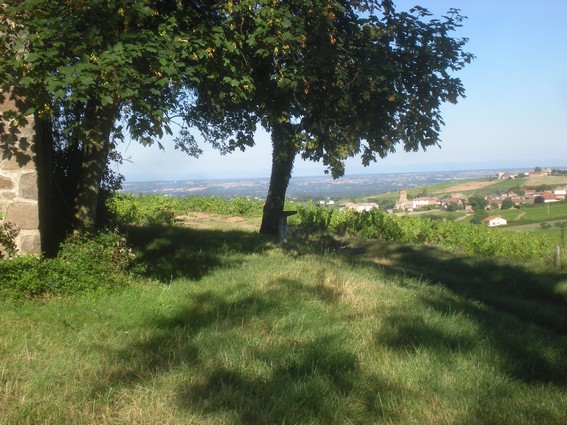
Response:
[[379, 199, 396, 210], [508, 186, 525, 196], [446, 202, 461, 212], [470, 210, 488, 225], [501, 198, 513, 209], [468, 196, 488, 212]]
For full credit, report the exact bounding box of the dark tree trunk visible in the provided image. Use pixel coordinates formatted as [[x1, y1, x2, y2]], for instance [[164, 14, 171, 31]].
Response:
[[34, 114, 62, 257], [260, 122, 297, 236], [72, 100, 117, 231]]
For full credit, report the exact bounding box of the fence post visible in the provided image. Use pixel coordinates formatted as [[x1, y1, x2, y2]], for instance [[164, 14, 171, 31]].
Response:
[[555, 245, 561, 269]]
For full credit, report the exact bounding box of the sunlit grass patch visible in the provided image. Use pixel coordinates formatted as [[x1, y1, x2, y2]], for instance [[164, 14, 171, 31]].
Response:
[[1, 222, 566, 424]]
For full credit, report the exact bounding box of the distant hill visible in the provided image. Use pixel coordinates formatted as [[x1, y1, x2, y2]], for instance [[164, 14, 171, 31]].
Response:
[[367, 175, 567, 202]]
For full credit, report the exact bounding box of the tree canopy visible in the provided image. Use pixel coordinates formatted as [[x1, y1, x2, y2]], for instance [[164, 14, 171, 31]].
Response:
[[181, 0, 474, 235], [1, 0, 474, 242], [0, 0, 226, 234]]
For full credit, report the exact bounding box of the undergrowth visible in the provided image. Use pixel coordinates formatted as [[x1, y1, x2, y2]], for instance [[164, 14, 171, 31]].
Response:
[[292, 203, 555, 262], [0, 230, 134, 300]]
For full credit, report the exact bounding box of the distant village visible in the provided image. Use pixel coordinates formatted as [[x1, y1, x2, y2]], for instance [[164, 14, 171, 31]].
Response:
[[318, 168, 567, 227]]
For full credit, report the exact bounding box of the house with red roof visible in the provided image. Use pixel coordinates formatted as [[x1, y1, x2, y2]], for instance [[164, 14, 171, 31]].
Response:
[[483, 215, 508, 227]]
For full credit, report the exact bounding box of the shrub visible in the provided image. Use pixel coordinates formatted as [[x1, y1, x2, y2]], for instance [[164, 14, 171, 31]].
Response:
[[0, 230, 134, 299], [294, 207, 552, 261]]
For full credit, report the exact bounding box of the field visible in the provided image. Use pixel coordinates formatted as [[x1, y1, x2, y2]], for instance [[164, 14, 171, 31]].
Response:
[[1, 196, 567, 424], [365, 175, 567, 244], [369, 175, 567, 201]]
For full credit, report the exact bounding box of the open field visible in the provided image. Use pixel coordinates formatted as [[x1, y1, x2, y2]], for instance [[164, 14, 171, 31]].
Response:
[[438, 180, 497, 193], [1, 211, 567, 424], [369, 175, 567, 202]]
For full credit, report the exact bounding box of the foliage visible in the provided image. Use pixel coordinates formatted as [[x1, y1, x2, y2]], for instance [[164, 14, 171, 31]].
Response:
[[294, 205, 553, 261], [468, 196, 488, 211], [0, 230, 134, 299], [107, 194, 265, 226], [0, 1, 234, 231], [551, 168, 567, 176], [445, 202, 462, 212], [501, 198, 514, 209], [469, 210, 489, 224], [182, 0, 473, 235], [0, 1, 203, 147], [0, 221, 19, 258]]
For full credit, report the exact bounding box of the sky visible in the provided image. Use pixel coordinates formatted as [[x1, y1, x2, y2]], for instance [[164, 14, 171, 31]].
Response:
[[116, 0, 567, 182]]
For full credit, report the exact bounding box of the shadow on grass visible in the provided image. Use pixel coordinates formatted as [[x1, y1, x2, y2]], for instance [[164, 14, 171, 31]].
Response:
[[355, 240, 567, 333], [89, 276, 401, 423], [344, 239, 567, 385], [176, 333, 361, 424], [90, 227, 566, 422], [124, 224, 274, 282]]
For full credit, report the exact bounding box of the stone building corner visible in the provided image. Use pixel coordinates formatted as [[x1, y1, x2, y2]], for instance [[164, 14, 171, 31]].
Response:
[[0, 89, 41, 255]]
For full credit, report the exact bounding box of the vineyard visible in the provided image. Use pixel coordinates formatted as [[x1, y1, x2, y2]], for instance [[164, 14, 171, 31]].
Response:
[[291, 204, 555, 262], [107, 193, 265, 226], [106, 194, 559, 265]]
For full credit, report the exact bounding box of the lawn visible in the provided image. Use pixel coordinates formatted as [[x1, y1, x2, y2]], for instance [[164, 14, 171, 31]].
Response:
[[1, 219, 566, 424]]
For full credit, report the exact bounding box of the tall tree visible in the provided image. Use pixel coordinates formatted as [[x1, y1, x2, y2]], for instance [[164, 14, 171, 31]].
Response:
[[0, 1, 217, 232], [183, 0, 474, 236]]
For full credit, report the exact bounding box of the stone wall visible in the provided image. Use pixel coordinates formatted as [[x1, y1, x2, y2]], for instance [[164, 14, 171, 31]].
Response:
[[0, 89, 41, 255]]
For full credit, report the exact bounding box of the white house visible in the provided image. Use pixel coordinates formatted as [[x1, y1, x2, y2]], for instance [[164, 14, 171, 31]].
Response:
[[340, 202, 379, 212], [553, 188, 566, 199], [483, 215, 507, 227], [412, 197, 441, 209]]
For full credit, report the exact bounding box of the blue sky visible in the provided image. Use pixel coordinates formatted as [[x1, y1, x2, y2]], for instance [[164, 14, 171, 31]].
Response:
[[116, 0, 567, 182]]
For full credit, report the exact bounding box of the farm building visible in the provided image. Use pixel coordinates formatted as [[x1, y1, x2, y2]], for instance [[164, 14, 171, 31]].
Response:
[[483, 215, 508, 227], [339, 202, 379, 212]]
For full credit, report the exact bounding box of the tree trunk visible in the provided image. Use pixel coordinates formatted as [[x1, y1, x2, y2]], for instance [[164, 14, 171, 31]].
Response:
[[260, 122, 297, 236], [72, 100, 117, 231], [34, 113, 62, 257]]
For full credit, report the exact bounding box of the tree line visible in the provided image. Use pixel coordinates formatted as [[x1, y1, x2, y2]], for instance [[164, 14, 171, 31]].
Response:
[[0, 0, 473, 255]]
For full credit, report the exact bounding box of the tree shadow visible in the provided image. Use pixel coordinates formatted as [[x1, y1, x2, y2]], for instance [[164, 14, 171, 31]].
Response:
[[88, 274, 401, 423], [124, 224, 274, 282], [344, 239, 567, 385], [355, 241, 567, 332], [89, 227, 566, 422], [0, 92, 34, 167], [176, 333, 361, 424]]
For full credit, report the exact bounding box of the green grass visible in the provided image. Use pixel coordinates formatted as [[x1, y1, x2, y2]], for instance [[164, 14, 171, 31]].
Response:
[[510, 202, 567, 222], [1, 223, 567, 424]]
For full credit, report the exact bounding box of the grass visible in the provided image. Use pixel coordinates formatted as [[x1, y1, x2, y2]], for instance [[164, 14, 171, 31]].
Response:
[[1, 219, 567, 424]]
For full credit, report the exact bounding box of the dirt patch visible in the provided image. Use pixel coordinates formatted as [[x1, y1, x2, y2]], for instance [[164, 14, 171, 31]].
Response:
[[175, 212, 260, 231]]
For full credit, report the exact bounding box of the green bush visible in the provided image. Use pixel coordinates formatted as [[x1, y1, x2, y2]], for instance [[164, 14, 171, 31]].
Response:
[[0, 230, 134, 300], [294, 207, 552, 261]]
